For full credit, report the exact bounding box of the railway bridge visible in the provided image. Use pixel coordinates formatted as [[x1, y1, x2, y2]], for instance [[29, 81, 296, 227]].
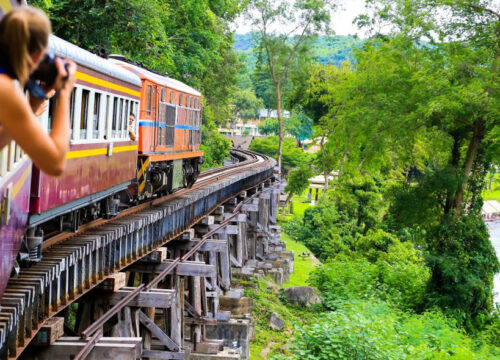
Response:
[[0, 150, 293, 360]]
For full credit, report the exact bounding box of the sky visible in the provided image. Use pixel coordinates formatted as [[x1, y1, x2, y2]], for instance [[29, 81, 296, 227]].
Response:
[[233, 0, 367, 36]]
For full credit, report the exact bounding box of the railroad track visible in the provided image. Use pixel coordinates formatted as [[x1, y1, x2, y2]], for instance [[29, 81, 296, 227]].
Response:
[[0, 149, 275, 359]]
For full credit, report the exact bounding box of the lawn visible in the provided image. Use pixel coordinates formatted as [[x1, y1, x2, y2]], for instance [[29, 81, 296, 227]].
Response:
[[281, 232, 318, 288], [483, 189, 500, 202]]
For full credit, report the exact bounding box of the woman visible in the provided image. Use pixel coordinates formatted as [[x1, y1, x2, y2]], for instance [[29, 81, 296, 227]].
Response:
[[0, 6, 76, 176]]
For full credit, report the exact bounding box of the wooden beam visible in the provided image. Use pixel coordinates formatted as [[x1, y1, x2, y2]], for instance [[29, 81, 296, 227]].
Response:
[[171, 240, 228, 252], [128, 261, 216, 277], [27, 338, 142, 360], [102, 288, 175, 308], [137, 310, 179, 352], [142, 350, 186, 359]]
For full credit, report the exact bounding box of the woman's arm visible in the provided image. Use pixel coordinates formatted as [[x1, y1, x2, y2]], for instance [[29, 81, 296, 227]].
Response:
[[0, 60, 76, 176]]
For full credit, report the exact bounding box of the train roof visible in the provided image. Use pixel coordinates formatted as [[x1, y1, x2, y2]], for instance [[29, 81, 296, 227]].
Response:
[[108, 58, 202, 97], [48, 36, 142, 88]]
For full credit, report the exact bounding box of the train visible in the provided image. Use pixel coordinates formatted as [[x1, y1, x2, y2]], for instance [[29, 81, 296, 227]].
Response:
[[0, 32, 204, 300]]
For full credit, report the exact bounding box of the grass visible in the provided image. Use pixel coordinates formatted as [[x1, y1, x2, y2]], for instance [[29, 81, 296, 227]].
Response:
[[483, 189, 500, 202], [281, 232, 318, 288]]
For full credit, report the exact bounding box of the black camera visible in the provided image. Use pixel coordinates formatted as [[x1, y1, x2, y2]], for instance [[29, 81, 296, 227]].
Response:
[[26, 53, 69, 99], [31, 53, 69, 86]]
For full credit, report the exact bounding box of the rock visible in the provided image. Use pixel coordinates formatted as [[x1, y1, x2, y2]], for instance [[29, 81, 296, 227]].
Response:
[[269, 312, 284, 331], [284, 286, 322, 307]]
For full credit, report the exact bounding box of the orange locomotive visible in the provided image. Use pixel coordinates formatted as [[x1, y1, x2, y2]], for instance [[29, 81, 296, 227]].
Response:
[[109, 56, 203, 199]]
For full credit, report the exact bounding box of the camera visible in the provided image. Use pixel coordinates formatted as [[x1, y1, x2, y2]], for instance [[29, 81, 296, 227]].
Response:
[[30, 53, 69, 86], [26, 53, 70, 99]]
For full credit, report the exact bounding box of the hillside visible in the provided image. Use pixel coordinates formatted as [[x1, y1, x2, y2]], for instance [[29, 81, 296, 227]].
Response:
[[234, 33, 364, 71]]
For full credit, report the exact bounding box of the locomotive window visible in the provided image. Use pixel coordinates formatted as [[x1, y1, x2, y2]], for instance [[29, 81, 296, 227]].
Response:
[[185, 96, 188, 107], [92, 93, 101, 139], [170, 90, 173, 104], [80, 89, 90, 139], [161, 88, 166, 102], [147, 85, 152, 116], [179, 93, 183, 106]]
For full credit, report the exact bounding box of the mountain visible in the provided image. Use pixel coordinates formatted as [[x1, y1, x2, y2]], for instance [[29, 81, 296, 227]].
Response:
[[233, 33, 365, 71]]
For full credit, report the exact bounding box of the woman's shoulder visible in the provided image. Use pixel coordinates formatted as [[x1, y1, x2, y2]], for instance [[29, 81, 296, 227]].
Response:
[[0, 74, 22, 94]]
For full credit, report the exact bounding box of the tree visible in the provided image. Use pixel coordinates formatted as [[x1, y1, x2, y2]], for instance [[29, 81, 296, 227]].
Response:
[[231, 89, 263, 120], [283, 164, 312, 214], [246, 0, 336, 177], [39, 0, 247, 167], [249, 135, 309, 173], [258, 117, 279, 135], [285, 110, 313, 146]]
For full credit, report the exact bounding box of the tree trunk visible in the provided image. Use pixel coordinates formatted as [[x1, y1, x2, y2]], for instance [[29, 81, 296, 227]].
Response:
[[282, 193, 292, 215], [276, 83, 284, 179], [444, 135, 461, 215], [452, 119, 485, 214]]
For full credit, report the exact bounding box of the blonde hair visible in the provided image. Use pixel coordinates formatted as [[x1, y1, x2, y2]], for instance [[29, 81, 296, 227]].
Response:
[[0, 7, 51, 84]]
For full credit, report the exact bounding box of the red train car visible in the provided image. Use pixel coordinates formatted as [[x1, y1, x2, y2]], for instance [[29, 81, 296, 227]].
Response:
[[109, 57, 203, 198], [27, 36, 142, 246]]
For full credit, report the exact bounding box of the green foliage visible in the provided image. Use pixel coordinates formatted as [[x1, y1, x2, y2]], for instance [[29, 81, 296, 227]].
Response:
[[285, 165, 313, 198], [285, 110, 313, 142], [309, 237, 430, 311], [40, 0, 244, 163], [231, 88, 263, 119], [249, 136, 310, 171], [200, 104, 231, 169], [425, 214, 499, 328], [258, 118, 279, 135], [288, 300, 498, 360]]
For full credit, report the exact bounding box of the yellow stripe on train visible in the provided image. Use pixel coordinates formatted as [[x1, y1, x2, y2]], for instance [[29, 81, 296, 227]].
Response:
[[76, 72, 141, 98], [66, 145, 138, 159]]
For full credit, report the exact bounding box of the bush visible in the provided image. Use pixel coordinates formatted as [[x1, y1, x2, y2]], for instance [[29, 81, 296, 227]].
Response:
[[286, 300, 498, 360], [309, 237, 430, 311]]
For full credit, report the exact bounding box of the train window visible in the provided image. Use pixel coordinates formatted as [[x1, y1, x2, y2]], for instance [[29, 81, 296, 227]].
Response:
[[112, 97, 118, 138], [185, 96, 188, 107], [179, 93, 183, 107], [161, 88, 166, 102], [118, 98, 124, 136], [80, 89, 90, 139], [101, 95, 109, 139], [47, 96, 57, 131], [170, 90, 173, 104], [124, 100, 129, 138], [69, 88, 76, 137], [147, 85, 152, 116], [92, 93, 101, 139]]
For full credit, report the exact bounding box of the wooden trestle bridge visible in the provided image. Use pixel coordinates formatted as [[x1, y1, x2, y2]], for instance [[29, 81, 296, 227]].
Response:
[[0, 150, 294, 360]]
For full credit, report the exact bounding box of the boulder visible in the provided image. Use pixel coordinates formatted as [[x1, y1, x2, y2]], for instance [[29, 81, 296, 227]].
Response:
[[269, 312, 284, 331], [284, 286, 322, 307]]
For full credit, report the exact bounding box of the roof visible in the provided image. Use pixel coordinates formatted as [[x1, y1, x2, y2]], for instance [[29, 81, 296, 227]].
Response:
[[108, 58, 201, 97], [49, 36, 142, 87], [259, 109, 290, 119], [482, 200, 500, 215]]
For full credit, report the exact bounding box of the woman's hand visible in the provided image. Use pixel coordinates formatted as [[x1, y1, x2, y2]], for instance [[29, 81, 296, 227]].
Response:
[[52, 58, 76, 96], [30, 89, 56, 116]]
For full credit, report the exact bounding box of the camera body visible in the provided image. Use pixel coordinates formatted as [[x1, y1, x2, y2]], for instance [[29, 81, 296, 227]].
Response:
[[30, 53, 69, 86]]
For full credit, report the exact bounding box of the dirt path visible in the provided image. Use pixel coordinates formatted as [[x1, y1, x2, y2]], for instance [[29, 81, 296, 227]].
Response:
[[310, 253, 320, 265], [261, 341, 277, 359]]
